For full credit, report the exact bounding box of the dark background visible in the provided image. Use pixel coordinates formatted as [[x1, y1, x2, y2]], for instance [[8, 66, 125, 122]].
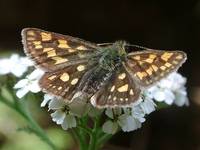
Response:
[[0, 0, 200, 150]]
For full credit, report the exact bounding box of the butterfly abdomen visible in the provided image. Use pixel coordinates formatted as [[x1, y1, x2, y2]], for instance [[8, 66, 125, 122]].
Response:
[[79, 67, 113, 96]]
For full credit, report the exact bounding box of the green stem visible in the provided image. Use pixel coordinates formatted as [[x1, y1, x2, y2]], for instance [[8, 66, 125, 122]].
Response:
[[78, 125, 92, 135], [0, 94, 57, 150], [71, 129, 86, 150], [24, 112, 57, 150], [88, 131, 97, 150], [88, 117, 101, 150], [97, 133, 113, 148]]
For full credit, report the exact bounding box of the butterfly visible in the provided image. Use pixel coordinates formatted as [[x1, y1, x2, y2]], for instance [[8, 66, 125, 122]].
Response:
[[21, 28, 187, 108]]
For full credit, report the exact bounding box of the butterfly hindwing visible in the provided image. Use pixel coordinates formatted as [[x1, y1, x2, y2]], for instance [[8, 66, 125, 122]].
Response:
[[39, 62, 91, 102], [22, 28, 98, 71], [125, 50, 187, 87], [90, 68, 141, 108]]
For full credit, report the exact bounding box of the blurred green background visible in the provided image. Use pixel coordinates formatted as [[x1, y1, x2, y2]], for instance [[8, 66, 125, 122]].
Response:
[[0, 0, 200, 150]]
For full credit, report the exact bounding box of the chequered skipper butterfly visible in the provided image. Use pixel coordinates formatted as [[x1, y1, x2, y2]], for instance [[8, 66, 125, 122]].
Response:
[[21, 28, 187, 108]]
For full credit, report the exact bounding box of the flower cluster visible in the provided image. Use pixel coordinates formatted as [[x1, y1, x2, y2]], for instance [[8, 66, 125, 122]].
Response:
[[148, 72, 188, 106], [0, 54, 33, 77], [14, 68, 44, 98], [0, 54, 189, 134]]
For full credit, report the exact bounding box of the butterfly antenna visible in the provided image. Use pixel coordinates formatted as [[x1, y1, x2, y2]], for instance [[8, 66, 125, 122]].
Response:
[[97, 43, 113, 46], [126, 44, 151, 50]]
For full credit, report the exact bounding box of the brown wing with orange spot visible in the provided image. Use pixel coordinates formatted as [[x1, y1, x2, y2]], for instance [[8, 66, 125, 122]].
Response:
[[22, 28, 98, 71], [90, 68, 141, 108], [124, 50, 187, 87], [39, 62, 93, 102]]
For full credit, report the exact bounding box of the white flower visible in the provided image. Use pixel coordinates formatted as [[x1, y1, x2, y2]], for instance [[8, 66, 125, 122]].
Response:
[[148, 72, 188, 106], [48, 98, 77, 130], [69, 92, 90, 117], [48, 98, 66, 110], [51, 109, 77, 130], [168, 73, 186, 91], [103, 106, 145, 133], [41, 94, 54, 107], [174, 87, 189, 106], [45, 94, 90, 130], [149, 86, 175, 105], [103, 108, 122, 134], [20, 57, 34, 67], [102, 120, 118, 134], [51, 110, 66, 124], [41, 72, 188, 133], [105, 108, 122, 119], [48, 94, 89, 117], [131, 106, 146, 123], [14, 69, 44, 98], [118, 114, 142, 132], [61, 114, 77, 130], [0, 54, 33, 77], [140, 97, 156, 114]]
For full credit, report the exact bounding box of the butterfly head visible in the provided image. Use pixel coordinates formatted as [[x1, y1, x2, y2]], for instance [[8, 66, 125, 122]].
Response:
[[98, 41, 127, 71], [113, 40, 127, 53]]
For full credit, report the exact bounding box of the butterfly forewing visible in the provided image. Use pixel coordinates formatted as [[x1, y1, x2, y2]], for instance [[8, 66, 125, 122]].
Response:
[[91, 68, 141, 108], [22, 28, 98, 71], [125, 50, 187, 87]]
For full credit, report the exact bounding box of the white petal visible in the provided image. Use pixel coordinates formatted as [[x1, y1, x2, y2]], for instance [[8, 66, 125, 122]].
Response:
[[132, 106, 145, 123], [164, 89, 175, 105], [71, 91, 84, 100], [12, 70, 24, 77], [140, 98, 156, 114], [174, 89, 189, 106], [41, 94, 54, 107], [0, 59, 12, 74], [61, 114, 76, 130], [51, 110, 66, 125], [11, 64, 27, 77], [118, 114, 142, 132], [129, 97, 143, 107], [28, 80, 41, 93], [69, 100, 89, 117], [105, 108, 122, 119], [14, 79, 28, 89], [102, 120, 118, 134], [172, 73, 186, 84], [27, 69, 44, 80], [148, 86, 159, 95], [0, 54, 30, 77], [48, 99, 66, 110], [168, 73, 186, 90], [10, 54, 20, 62], [153, 90, 165, 102], [158, 79, 173, 89], [16, 88, 29, 98], [143, 90, 154, 99], [9, 54, 28, 77], [20, 57, 34, 67], [105, 108, 114, 119]]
